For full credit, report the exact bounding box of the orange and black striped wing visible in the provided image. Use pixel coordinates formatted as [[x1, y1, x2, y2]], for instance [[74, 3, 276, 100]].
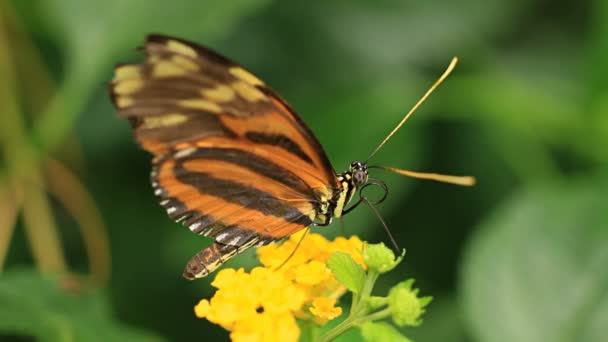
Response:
[[110, 34, 338, 278]]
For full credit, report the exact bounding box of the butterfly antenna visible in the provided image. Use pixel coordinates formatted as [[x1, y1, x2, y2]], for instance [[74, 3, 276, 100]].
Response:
[[275, 228, 309, 271], [366, 57, 459, 162], [370, 165, 476, 186], [361, 196, 400, 254]]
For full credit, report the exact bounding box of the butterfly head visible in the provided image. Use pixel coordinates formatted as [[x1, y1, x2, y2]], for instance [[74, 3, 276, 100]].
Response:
[[349, 161, 369, 186]]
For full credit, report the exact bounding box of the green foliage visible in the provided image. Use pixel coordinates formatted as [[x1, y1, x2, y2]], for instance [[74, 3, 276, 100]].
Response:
[[360, 322, 411, 342], [0, 269, 163, 341], [327, 252, 365, 294], [2, 0, 608, 340], [461, 177, 608, 342], [12, 0, 273, 151], [321, 243, 428, 341]]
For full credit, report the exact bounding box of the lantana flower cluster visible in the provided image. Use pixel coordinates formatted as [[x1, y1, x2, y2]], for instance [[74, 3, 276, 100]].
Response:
[[194, 231, 365, 342], [194, 232, 431, 342]]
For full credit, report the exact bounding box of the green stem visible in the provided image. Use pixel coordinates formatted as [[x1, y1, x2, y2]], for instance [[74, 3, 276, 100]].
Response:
[[361, 270, 379, 299], [0, 182, 20, 271], [319, 316, 357, 342], [0, 4, 68, 275], [350, 269, 379, 315], [319, 270, 382, 342], [353, 307, 392, 324], [301, 320, 320, 342], [318, 308, 392, 342]]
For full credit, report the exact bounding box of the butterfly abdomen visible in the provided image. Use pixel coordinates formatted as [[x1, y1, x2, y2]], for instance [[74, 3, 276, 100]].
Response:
[[183, 239, 258, 279]]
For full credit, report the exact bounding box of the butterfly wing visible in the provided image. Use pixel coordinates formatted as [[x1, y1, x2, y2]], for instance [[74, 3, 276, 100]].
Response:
[[110, 34, 338, 278]]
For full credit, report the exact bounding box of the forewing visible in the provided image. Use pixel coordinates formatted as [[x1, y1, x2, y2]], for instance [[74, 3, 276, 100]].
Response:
[[110, 34, 338, 190], [110, 34, 338, 252]]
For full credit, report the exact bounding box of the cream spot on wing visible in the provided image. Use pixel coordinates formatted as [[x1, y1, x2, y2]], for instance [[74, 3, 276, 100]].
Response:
[[232, 81, 265, 102], [115, 96, 134, 108], [179, 99, 222, 113], [229, 67, 264, 86], [202, 85, 235, 102], [153, 60, 186, 77], [189, 222, 201, 232], [167, 40, 198, 58], [114, 79, 143, 95], [174, 147, 197, 158], [114, 65, 141, 81], [172, 55, 199, 71], [225, 235, 244, 246], [141, 113, 188, 129], [216, 232, 229, 241]]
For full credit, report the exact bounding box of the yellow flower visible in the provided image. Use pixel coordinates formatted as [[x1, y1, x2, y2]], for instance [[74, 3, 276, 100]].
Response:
[[293, 260, 331, 286], [194, 299, 210, 318], [230, 312, 299, 342], [194, 232, 366, 341], [310, 297, 343, 324]]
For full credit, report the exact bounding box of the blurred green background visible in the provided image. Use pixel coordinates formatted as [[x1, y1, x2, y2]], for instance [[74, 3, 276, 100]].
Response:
[[1, 0, 607, 341]]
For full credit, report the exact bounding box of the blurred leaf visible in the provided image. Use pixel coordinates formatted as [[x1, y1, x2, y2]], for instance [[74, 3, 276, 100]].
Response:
[[441, 72, 582, 146], [38, 0, 273, 76], [0, 269, 164, 341], [360, 321, 411, 342], [236, 0, 527, 79], [461, 176, 608, 342], [321, 307, 363, 342], [586, 0, 608, 162], [405, 295, 468, 342], [19, 0, 273, 151], [588, 0, 608, 99], [327, 252, 365, 294]]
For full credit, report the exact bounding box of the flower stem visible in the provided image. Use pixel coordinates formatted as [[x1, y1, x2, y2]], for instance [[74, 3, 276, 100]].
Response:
[[319, 270, 382, 342], [318, 316, 357, 342], [0, 8, 67, 275], [318, 307, 392, 342], [301, 320, 319, 342], [361, 270, 379, 299], [354, 307, 392, 324]]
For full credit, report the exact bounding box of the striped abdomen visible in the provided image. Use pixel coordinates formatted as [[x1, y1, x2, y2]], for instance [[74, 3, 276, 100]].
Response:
[[183, 239, 259, 279]]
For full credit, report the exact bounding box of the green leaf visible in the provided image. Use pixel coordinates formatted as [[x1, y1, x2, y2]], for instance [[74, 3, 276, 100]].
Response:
[[327, 252, 365, 294], [586, 0, 608, 161], [0, 269, 163, 342], [405, 296, 469, 342], [461, 177, 608, 342], [360, 321, 411, 342]]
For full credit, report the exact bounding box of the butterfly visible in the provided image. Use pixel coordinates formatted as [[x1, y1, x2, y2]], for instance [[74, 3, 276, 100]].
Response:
[[109, 34, 474, 280]]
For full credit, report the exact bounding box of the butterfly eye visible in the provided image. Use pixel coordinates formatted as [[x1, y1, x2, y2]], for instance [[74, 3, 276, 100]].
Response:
[[350, 161, 368, 186], [353, 169, 368, 186]]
